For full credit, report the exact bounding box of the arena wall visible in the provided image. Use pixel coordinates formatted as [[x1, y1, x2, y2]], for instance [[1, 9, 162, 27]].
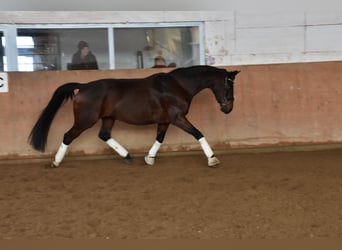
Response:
[[1, 61, 342, 159]]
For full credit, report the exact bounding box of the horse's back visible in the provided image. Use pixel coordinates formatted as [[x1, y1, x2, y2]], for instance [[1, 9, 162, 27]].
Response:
[[72, 74, 190, 124]]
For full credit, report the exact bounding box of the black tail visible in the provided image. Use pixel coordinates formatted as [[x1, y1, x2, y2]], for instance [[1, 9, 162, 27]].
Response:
[[29, 82, 81, 152]]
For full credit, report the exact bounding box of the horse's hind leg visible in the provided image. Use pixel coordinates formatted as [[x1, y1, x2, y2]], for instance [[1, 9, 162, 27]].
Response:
[[145, 123, 169, 165], [52, 108, 99, 168], [52, 121, 96, 168], [98, 118, 132, 163]]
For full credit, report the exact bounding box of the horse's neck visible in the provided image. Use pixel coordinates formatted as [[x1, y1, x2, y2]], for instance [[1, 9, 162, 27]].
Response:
[[177, 78, 209, 98], [170, 69, 212, 99]]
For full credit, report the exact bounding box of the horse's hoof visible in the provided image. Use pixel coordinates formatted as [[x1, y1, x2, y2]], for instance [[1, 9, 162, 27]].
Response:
[[50, 161, 59, 168], [208, 156, 220, 168], [144, 156, 155, 166], [124, 154, 133, 165]]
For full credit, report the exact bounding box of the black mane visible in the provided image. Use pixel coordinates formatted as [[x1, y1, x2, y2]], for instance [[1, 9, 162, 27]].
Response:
[[169, 65, 225, 75], [168, 65, 227, 84]]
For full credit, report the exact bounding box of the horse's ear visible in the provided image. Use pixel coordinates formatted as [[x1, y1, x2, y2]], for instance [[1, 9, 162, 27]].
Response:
[[232, 70, 240, 76], [229, 70, 240, 80]]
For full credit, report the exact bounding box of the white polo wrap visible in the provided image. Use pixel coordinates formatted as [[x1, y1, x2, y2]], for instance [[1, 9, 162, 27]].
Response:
[[198, 137, 214, 158], [54, 142, 68, 166], [106, 138, 129, 157], [148, 140, 162, 157]]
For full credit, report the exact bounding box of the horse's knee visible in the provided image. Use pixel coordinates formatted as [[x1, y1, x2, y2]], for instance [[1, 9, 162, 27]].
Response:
[[98, 130, 111, 141]]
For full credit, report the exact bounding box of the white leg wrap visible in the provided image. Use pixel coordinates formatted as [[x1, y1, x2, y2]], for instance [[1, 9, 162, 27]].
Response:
[[199, 137, 220, 167], [148, 141, 162, 157], [106, 138, 129, 158], [145, 141, 162, 166], [198, 137, 214, 158], [53, 143, 68, 167]]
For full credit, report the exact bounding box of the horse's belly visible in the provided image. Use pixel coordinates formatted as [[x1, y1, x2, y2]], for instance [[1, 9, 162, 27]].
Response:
[[115, 104, 168, 125]]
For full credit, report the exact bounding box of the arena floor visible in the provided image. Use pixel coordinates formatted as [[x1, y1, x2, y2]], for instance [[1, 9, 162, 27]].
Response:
[[1, 146, 342, 239]]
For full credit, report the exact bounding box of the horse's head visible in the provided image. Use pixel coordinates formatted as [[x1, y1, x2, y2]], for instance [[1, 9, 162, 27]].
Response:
[[211, 70, 240, 114]]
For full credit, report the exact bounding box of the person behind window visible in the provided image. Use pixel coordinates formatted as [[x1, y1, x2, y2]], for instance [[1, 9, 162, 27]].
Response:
[[168, 62, 177, 68], [69, 41, 98, 70], [152, 55, 166, 68]]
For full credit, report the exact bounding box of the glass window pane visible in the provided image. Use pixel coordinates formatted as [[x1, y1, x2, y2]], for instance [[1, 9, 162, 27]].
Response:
[[114, 26, 200, 69], [17, 28, 109, 71]]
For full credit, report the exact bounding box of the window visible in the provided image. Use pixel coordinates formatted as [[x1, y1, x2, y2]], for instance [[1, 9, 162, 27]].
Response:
[[17, 36, 36, 71], [17, 28, 109, 71], [114, 26, 200, 69], [1, 23, 203, 72]]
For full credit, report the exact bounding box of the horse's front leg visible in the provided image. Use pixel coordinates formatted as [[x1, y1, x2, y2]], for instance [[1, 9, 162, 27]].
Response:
[[145, 123, 170, 165], [198, 137, 220, 167], [173, 117, 220, 168]]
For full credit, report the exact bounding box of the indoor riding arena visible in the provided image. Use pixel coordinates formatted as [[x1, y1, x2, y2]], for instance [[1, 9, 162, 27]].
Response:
[[1, 11, 342, 239]]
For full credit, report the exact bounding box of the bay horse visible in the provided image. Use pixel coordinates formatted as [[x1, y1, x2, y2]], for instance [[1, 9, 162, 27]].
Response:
[[29, 66, 239, 168]]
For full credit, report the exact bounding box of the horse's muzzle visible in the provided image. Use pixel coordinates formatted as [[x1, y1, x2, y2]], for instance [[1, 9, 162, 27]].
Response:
[[220, 101, 234, 114]]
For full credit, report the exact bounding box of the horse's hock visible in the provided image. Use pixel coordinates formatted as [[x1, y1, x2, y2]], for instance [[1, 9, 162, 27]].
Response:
[[1, 61, 342, 160]]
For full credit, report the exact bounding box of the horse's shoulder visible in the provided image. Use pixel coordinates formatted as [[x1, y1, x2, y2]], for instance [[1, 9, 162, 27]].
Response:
[[152, 73, 177, 87]]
